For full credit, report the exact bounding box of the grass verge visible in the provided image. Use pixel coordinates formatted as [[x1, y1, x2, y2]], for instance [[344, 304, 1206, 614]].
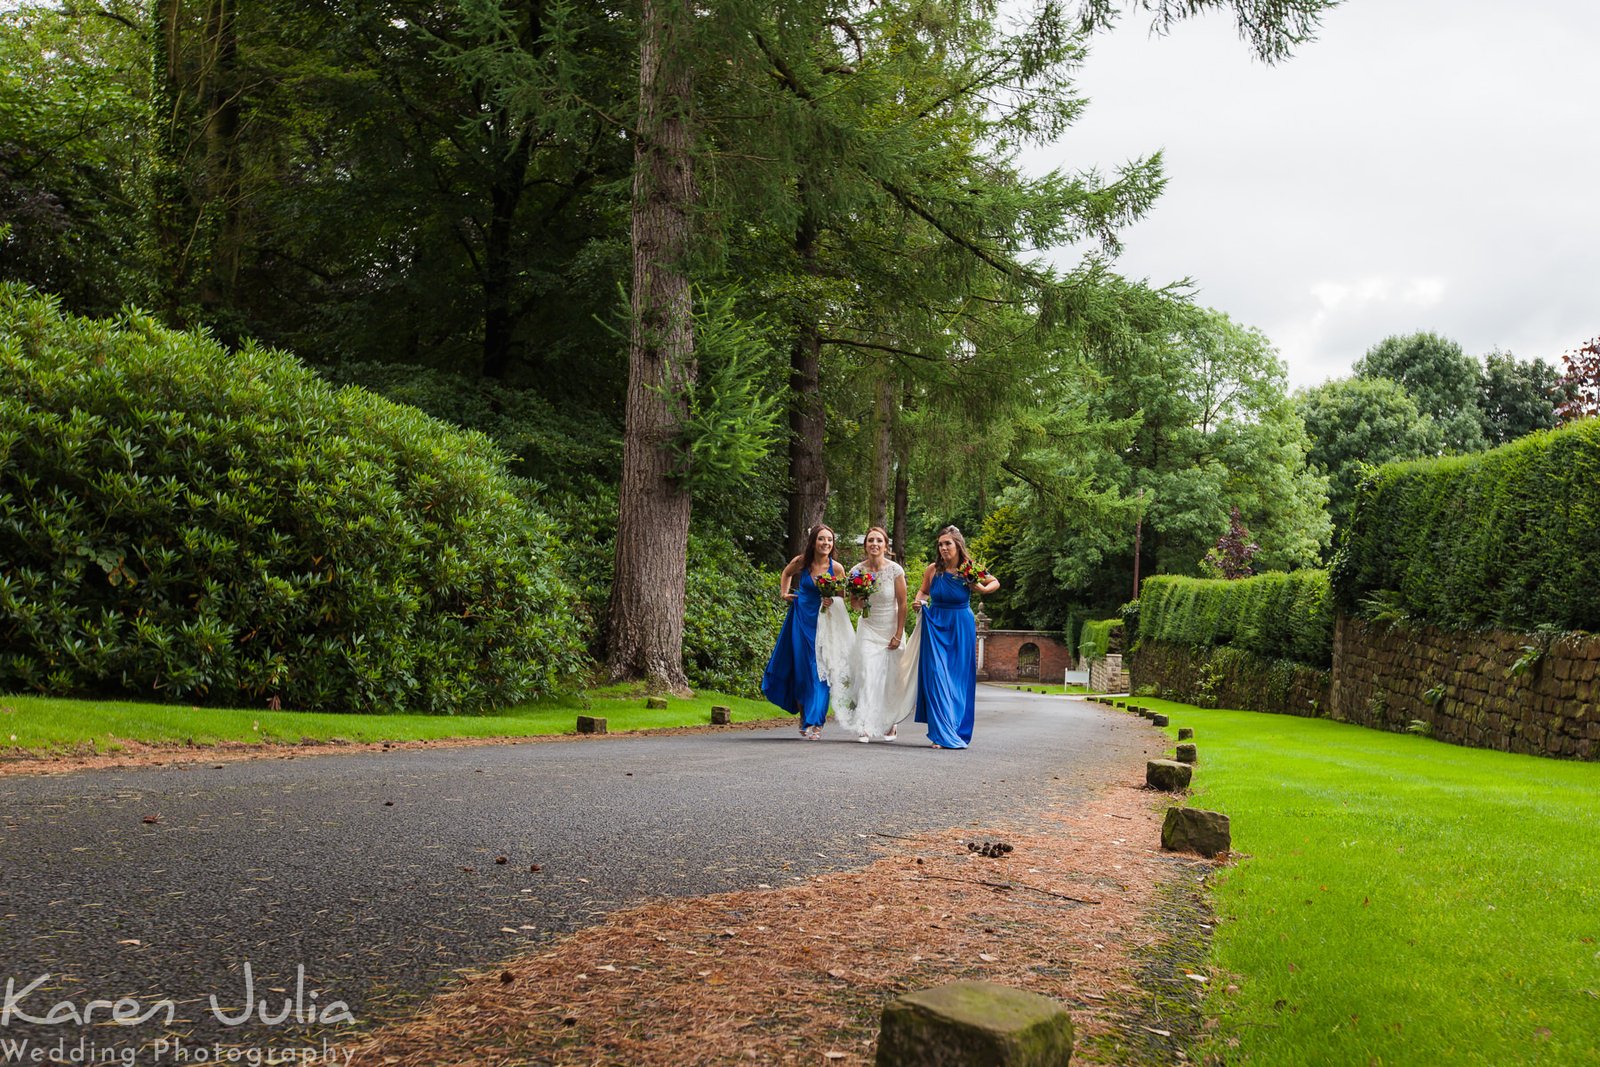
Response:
[[1129, 697, 1600, 1066], [990, 682, 1091, 695], [0, 686, 784, 753]]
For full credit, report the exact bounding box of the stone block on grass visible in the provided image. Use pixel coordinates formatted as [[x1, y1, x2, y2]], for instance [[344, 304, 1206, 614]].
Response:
[[576, 715, 607, 735], [645, 696, 669, 710], [1151, 713, 1170, 727], [710, 705, 732, 725], [1178, 727, 1194, 740], [1174, 742, 1197, 764], [876, 980, 1074, 1067], [1145, 759, 1192, 791], [1161, 807, 1231, 857]]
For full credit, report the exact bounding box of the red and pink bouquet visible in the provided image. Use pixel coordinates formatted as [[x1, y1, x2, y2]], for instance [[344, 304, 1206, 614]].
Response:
[[958, 559, 992, 588], [848, 570, 880, 615], [813, 572, 848, 600]]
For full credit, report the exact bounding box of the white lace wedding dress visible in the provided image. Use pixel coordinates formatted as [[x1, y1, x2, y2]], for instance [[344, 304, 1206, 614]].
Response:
[[830, 559, 920, 739]]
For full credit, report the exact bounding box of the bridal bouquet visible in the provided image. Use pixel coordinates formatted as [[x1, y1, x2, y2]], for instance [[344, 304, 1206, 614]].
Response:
[[847, 570, 880, 615], [813, 572, 848, 600], [958, 559, 992, 588]]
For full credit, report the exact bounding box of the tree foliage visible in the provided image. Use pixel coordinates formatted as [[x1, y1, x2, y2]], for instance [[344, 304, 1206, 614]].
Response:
[[1354, 331, 1486, 454], [1295, 376, 1443, 534], [1555, 336, 1600, 424], [0, 0, 1351, 694]]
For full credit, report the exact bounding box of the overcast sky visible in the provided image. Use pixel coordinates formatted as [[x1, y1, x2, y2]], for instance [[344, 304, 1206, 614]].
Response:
[[1024, 0, 1599, 388]]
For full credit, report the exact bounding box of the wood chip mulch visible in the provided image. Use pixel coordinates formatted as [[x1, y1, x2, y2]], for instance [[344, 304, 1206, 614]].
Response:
[[340, 774, 1221, 1066]]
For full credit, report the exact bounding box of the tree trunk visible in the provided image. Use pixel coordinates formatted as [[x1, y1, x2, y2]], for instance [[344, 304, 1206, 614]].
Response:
[[786, 206, 826, 556], [197, 0, 241, 316], [869, 374, 894, 529], [606, 0, 695, 694], [892, 460, 909, 564], [481, 130, 530, 380], [891, 381, 912, 560], [147, 0, 189, 323], [480, 6, 539, 380]]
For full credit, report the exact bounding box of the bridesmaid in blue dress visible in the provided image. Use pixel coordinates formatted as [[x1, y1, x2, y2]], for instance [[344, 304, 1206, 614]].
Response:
[[913, 525, 1001, 749], [761, 524, 843, 740]]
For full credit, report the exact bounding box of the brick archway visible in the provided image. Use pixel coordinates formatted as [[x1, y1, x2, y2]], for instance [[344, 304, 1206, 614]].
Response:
[[978, 630, 1073, 682]]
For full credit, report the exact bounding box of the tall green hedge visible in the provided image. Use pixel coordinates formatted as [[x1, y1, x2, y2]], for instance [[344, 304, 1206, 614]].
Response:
[[1078, 618, 1122, 661], [0, 286, 587, 712], [1331, 419, 1600, 633], [1136, 570, 1332, 669]]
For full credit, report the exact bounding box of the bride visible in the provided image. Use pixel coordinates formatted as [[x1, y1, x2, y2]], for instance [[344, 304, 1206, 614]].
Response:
[[832, 526, 920, 742]]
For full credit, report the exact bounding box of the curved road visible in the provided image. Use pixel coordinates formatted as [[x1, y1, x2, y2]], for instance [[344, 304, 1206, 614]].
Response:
[[0, 689, 1152, 1055]]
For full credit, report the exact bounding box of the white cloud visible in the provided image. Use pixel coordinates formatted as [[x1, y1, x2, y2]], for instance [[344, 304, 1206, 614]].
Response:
[[1026, 0, 1600, 387]]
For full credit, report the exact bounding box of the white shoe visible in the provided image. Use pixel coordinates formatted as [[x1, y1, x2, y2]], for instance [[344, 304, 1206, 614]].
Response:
[[857, 735, 870, 743]]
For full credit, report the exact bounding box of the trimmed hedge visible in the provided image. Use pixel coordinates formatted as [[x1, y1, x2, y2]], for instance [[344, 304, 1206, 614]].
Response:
[[1136, 570, 1332, 669], [1077, 618, 1122, 661], [1331, 419, 1600, 633], [0, 286, 587, 713]]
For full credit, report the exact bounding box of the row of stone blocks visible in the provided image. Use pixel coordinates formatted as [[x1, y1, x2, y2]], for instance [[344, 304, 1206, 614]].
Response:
[[1088, 697, 1232, 860], [575, 701, 735, 734], [871, 697, 1238, 1063]]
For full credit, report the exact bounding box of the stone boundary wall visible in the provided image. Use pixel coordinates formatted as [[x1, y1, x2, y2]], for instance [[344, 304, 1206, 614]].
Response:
[[1328, 615, 1600, 760], [1128, 640, 1328, 718], [982, 630, 1074, 682], [1129, 618, 1600, 760]]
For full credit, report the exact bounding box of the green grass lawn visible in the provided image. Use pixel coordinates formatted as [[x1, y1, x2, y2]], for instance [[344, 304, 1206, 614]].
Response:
[[1132, 697, 1600, 1066], [0, 685, 786, 753], [989, 682, 1091, 695]]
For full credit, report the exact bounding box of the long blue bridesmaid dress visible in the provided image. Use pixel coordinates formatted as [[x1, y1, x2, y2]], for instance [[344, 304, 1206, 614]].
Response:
[[761, 565, 837, 731], [915, 570, 976, 748]]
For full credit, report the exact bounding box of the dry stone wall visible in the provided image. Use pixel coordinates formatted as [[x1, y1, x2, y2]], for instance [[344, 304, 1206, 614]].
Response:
[[1329, 615, 1600, 760], [1130, 617, 1600, 761], [1128, 639, 1328, 718]]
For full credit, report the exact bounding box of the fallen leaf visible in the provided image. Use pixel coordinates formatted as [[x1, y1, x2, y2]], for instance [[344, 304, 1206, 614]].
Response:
[[118, 939, 142, 946], [496, 856, 508, 865], [978, 953, 998, 963], [141, 815, 159, 824], [1185, 973, 1209, 983]]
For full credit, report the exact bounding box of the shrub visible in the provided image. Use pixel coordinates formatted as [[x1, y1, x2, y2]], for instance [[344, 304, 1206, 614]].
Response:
[[1137, 570, 1332, 669], [0, 286, 587, 712], [1077, 618, 1123, 662], [1331, 419, 1600, 633]]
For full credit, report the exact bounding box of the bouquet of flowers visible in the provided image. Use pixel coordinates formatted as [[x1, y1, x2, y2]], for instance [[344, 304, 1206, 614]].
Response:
[[813, 572, 848, 600], [847, 570, 880, 615], [958, 559, 992, 588]]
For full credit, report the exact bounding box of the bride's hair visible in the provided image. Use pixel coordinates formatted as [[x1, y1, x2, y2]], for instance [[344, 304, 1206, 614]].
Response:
[[801, 524, 836, 574], [863, 525, 893, 562], [935, 525, 970, 571]]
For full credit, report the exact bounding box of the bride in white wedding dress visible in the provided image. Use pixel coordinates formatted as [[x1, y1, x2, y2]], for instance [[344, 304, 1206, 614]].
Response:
[[832, 526, 920, 742]]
